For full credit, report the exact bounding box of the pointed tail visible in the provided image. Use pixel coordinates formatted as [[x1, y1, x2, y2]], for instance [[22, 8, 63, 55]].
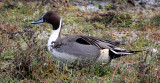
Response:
[[109, 49, 142, 59]]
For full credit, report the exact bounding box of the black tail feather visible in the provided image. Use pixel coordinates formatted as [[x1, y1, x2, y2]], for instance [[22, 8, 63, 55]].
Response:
[[113, 49, 142, 54], [109, 49, 142, 59]]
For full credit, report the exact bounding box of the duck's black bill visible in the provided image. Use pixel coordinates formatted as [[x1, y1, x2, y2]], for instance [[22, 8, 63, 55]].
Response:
[[31, 17, 44, 24]]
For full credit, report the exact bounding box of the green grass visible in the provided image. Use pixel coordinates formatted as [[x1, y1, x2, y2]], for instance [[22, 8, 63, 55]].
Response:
[[0, 1, 159, 82]]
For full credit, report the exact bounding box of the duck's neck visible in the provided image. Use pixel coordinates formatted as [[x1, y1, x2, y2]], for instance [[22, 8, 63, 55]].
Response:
[[48, 18, 62, 47]]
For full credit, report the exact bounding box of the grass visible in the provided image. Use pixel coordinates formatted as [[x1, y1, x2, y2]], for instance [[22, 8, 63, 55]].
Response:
[[0, 0, 160, 82]]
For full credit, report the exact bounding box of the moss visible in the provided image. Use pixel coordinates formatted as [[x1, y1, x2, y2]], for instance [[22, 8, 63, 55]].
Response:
[[150, 15, 160, 27], [0, 1, 159, 82]]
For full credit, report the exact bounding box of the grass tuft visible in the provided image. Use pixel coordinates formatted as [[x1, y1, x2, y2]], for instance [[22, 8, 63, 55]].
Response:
[[0, 0, 159, 82]]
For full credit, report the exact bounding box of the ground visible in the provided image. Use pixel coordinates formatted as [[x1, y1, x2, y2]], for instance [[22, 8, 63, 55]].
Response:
[[0, 0, 159, 83]]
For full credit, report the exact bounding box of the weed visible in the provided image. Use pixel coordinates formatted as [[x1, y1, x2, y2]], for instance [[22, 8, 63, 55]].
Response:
[[0, 1, 159, 82]]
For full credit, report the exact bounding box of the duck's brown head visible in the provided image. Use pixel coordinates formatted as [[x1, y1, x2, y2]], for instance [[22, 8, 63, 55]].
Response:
[[31, 11, 61, 30]]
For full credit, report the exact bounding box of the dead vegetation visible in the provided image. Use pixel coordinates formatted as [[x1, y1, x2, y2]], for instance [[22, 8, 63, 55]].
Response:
[[0, 0, 159, 82]]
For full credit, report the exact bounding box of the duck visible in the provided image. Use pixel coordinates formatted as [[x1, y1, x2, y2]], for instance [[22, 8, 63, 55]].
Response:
[[31, 11, 140, 63]]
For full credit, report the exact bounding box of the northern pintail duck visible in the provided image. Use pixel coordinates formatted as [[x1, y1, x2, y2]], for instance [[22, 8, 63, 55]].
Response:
[[31, 11, 140, 63]]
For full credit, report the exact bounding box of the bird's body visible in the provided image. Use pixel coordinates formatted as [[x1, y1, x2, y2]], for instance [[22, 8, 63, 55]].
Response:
[[31, 11, 140, 63]]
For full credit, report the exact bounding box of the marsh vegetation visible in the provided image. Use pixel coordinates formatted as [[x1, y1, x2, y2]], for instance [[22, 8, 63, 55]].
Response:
[[0, 0, 159, 82]]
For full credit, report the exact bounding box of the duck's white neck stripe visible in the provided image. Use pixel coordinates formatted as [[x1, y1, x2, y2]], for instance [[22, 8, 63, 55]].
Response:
[[48, 18, 62, 47]]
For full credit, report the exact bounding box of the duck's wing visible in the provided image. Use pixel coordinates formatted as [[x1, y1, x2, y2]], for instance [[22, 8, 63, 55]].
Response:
[[56, 34, 124, 50], [78, 35, 121, 49], [76, 35, 141, 59]]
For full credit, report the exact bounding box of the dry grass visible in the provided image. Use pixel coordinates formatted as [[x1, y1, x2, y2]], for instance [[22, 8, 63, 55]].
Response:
[[0, 0, 159, 82]]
